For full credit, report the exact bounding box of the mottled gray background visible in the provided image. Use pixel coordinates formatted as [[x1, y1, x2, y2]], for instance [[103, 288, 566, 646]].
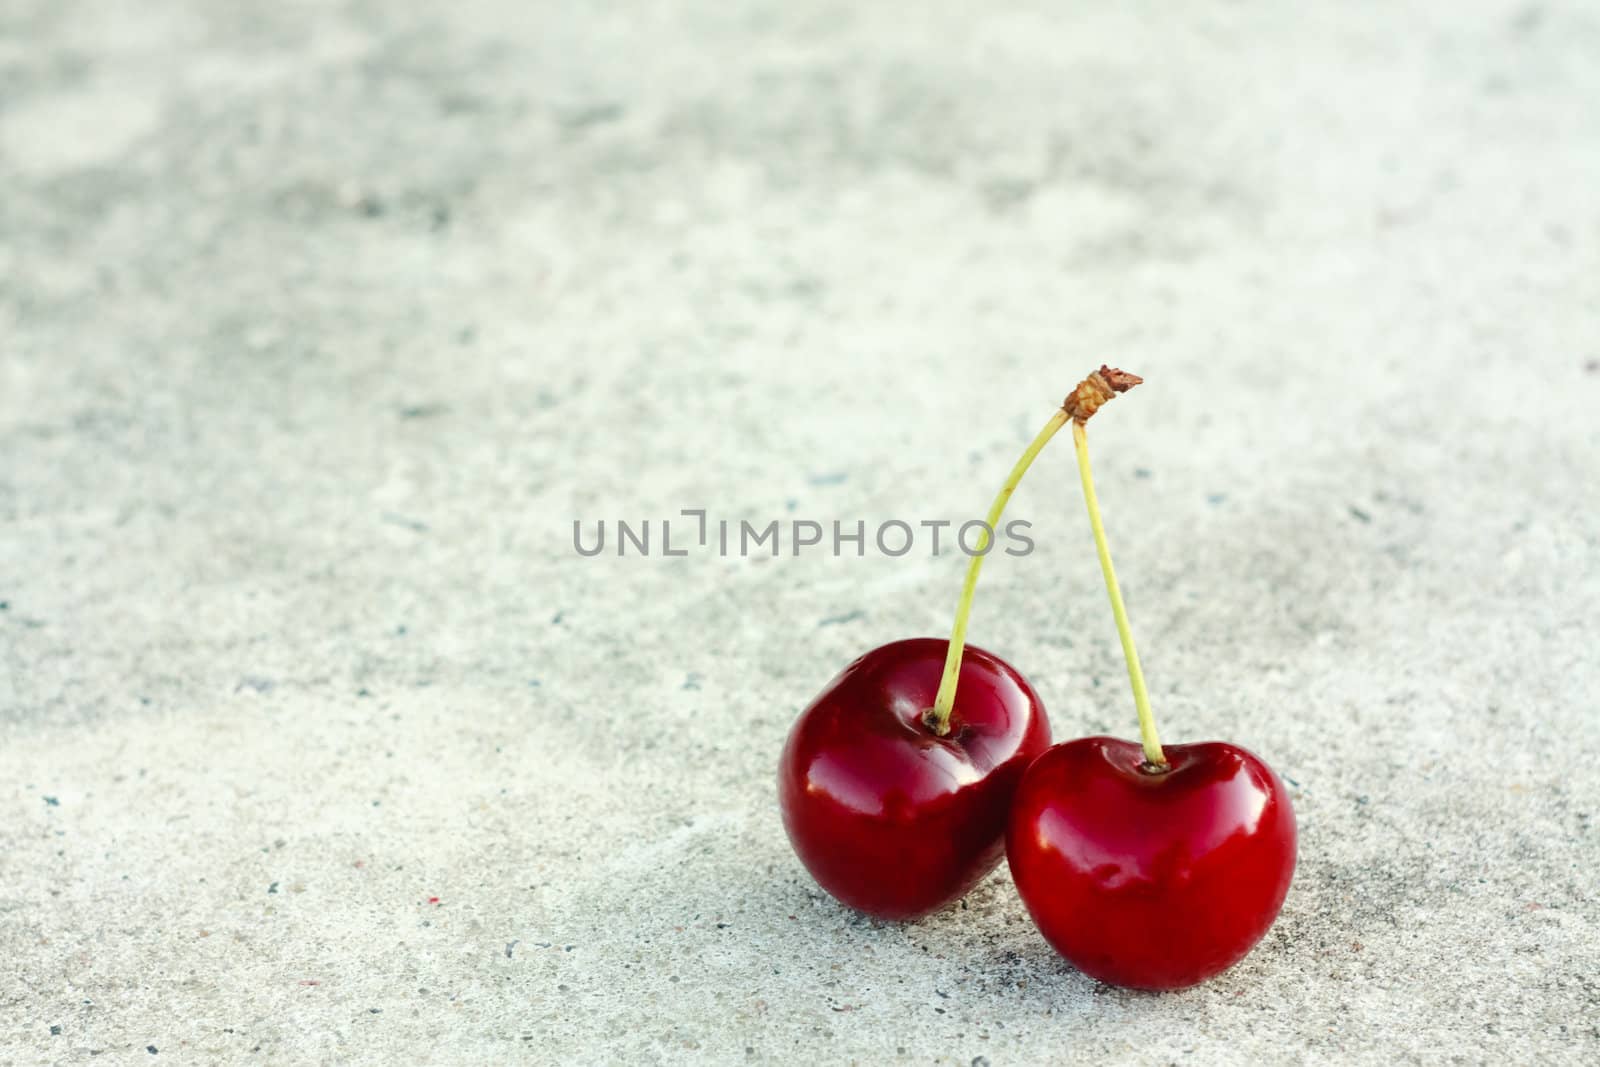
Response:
[[2, 1, 1597, 1064]]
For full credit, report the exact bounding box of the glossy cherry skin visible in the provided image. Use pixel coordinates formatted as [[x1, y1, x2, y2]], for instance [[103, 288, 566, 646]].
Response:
[[779, 637, 1051, 920], [1007, 736, 1296, 989]]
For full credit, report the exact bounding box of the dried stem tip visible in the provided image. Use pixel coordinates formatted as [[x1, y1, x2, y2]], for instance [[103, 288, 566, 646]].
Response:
[[1063, 365, 1143, 423]]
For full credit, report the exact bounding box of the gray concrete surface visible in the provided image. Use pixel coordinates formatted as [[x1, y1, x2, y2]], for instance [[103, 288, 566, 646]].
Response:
[[3, 1, 1598, 1063]]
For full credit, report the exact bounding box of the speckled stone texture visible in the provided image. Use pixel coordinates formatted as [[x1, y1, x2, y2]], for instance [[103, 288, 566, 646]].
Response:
[[2, 1, 1598, 1063]]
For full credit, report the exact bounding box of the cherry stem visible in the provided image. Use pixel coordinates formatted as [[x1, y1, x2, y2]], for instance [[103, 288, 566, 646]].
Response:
[[1072, 419, 1167, 767], [926, 408, 1071, 736]]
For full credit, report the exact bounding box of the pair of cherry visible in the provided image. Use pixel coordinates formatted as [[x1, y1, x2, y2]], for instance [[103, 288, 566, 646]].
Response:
[[778, 369, 1296, 991]]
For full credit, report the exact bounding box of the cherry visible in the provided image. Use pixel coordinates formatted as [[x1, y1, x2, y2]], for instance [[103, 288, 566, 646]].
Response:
[[779, 638, 1049, 919], [1006, 367, 1297, 988], [1007, 736, 1296, 989], [778, 399, 1072, 919]]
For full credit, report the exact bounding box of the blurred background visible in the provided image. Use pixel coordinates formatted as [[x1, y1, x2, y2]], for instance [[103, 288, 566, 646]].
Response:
[[2, 2, 1597, 1063]]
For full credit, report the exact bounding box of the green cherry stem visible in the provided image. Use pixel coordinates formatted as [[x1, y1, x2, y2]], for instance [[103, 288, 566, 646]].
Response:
[[1072, 416, 1167, 767], [925, 407, 1071, 736]]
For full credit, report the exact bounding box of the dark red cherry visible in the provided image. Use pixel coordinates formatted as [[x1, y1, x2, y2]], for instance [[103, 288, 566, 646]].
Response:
[[779, 637, 1051, 920], [1006, 735, 1296, 989]]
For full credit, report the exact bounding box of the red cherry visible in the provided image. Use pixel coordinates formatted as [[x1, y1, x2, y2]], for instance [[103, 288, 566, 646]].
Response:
[[1000, 368, 1294, 988], [779, 637, 1050, 919], [1006, 735, 1297, 989], [778, 393, 1079, 920]]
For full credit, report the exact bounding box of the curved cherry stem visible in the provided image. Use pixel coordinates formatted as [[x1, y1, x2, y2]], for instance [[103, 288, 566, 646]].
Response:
[[1072, 419, 1166, 767], [926, 408, 1071, 736]]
